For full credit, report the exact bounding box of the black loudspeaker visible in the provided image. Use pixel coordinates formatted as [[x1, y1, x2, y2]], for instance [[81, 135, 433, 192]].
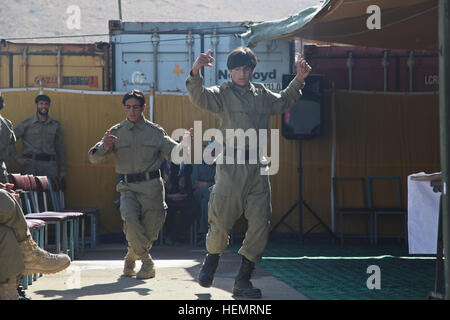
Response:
[[281, 74, 324, 140]]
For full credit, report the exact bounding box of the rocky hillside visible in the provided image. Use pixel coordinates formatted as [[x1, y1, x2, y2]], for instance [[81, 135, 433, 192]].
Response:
[[0, 0, 322, 43]]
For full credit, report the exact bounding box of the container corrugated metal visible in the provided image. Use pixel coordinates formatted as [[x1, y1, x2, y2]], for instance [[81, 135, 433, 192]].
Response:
[[0, 42, 110, 90], [109, 21, 293, 93], [304, 45, 438, 92]]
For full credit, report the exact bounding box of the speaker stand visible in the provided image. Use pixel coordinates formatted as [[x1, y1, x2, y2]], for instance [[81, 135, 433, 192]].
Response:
[[271, 139, 338, 242]]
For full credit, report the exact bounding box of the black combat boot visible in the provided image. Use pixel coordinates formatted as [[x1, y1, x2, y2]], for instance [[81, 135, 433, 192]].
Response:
[[232, 256, 262, 298], [198, 253, 220, 287]]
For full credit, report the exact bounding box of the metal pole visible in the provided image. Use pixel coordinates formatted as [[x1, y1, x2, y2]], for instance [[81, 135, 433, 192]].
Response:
[[118, 0, 123, 21], [298, 139, 304, 242], [438, 0, 450, 300]]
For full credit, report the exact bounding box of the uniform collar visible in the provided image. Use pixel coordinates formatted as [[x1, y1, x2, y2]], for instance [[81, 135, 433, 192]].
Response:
[[124, 116, 146, 130], [32, 113, 52, 124], [230, 81, 256, 96]]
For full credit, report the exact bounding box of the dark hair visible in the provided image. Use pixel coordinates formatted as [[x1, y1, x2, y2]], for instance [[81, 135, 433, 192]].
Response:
[[227, 47, 258, 71], [123, 89, 145, 106], [35, 94, 51, 104]]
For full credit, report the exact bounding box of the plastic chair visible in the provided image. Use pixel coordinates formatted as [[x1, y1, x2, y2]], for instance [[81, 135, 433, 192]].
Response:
[[367, 176, 407, 245], [49, 177, 99, 250], [35, 176, 85, 258], [332, 177, 374, 245], [8, 174, 81, 259]]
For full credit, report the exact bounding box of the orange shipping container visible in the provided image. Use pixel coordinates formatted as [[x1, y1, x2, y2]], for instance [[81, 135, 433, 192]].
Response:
[[0, 41, 111, 91]]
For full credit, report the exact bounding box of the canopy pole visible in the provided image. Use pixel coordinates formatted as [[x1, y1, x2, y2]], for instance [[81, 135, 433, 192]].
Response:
[[438, 0, 450, 300]]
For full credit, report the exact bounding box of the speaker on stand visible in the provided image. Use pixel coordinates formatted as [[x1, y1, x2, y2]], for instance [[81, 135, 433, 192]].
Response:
[[271, 74, 337, 242]]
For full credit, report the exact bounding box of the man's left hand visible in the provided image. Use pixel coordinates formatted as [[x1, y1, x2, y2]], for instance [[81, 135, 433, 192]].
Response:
[[295, 58, 312, 83]]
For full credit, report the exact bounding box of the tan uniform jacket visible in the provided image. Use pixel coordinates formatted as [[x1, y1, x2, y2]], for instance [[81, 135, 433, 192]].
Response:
[[0, 115, 16, 160], [186, 72, 304, 147], [0, 115, 16, 182], [10, 114, 66, 171], [88, 117, 179, 175]]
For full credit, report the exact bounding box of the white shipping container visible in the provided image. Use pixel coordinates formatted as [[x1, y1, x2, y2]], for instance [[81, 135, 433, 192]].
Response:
[[110, 21, 292, 93]]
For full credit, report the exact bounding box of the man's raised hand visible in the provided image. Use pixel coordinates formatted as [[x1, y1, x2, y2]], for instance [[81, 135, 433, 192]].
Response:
[[192, 49, 216, 75], [295, 58, 312, 83], [103, 130, 118, 151]]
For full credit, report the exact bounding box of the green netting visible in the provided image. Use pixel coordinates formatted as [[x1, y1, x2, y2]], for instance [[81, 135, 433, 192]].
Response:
[[228, 242, 439, 300]]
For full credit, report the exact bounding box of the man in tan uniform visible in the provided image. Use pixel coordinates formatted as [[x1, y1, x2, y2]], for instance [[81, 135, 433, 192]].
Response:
[[88, 89, 187, 279], [0, 183, 71, 300], [0, 93, 16, 183], [10, 94, 66, 178], [186, 47, 311, 298]]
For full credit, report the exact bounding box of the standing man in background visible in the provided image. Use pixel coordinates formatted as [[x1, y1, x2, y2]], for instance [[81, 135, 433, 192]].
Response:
[[10, 94, 66, 178], [0, 93, 16, 183]]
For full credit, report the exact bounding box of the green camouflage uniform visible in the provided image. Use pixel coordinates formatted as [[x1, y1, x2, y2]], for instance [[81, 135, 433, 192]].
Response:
[[186, 72, 304, 263], [88, 117, 180, 257]]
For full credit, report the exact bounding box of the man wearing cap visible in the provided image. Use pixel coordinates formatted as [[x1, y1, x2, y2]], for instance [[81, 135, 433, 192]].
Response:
[[186, 47, 311, 298], [88, 89, 189, 279], [0, 93, 16, 183], [10, 94, 66, 178]]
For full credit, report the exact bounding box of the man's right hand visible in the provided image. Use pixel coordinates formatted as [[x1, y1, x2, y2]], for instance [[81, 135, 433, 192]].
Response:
[[103, 130, 118, 151], [192, 49, 216, 75]]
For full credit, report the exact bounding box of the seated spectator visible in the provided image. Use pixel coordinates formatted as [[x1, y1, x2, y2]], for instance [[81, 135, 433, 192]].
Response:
[[191, 142, 217, 245], [162, 160, 199, 245], [0, 182, 71, 300]]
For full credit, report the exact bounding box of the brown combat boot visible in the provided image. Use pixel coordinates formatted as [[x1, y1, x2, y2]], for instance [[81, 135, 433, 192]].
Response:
[[136, 254, 156, 279], [122, 248, 138, 277], [0, 278, 18, 300], [19, 235, 71, 275]]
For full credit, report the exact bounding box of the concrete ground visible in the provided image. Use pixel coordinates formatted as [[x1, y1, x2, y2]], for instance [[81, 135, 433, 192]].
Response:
[[25, 243, 308, 300]]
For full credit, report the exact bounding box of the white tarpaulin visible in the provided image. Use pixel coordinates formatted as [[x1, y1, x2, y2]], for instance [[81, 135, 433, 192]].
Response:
[[408, 172, 441, 254]]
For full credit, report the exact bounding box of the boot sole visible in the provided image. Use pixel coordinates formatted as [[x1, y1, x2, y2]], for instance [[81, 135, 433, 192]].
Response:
[[24, 260, 71, 275], [198, 279, 213, 288], [121, 271, 137, 277], [232, 288, 262, 299]]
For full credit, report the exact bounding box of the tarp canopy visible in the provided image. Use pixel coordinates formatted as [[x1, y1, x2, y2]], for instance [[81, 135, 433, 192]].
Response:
[[241, 0, 439, 52]]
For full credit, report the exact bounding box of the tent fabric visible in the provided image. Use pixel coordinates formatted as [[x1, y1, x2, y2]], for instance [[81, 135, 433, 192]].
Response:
[[242, 0, 439, 52]]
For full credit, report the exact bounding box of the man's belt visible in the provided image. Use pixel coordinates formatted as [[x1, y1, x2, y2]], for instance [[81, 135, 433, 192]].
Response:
[[118, 170, 161, 183], [23, 153, 56, 161]]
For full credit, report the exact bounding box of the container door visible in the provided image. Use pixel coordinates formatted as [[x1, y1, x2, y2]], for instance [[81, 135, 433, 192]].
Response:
[[114, 33, 201, 92]]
